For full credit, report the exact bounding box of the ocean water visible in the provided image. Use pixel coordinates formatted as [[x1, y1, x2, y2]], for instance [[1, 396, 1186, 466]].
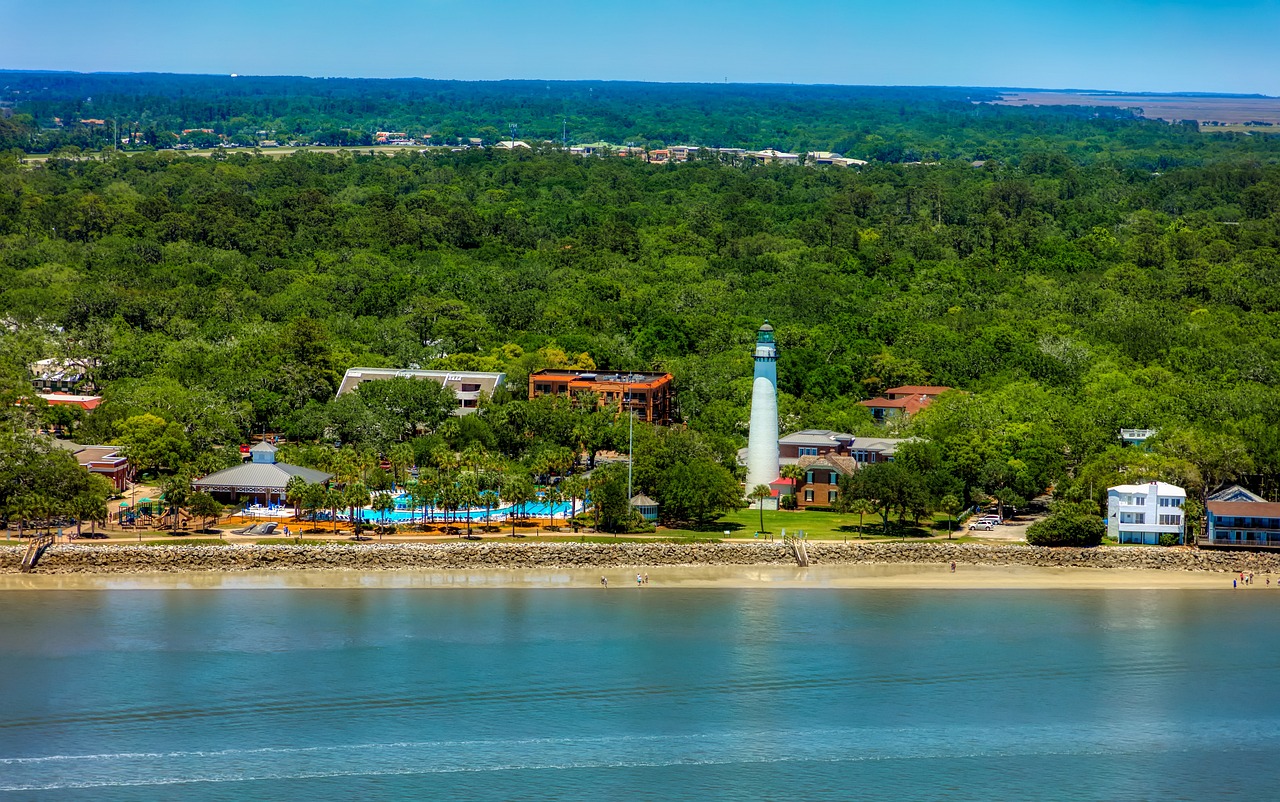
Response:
[[2, 588, 1279, 800]]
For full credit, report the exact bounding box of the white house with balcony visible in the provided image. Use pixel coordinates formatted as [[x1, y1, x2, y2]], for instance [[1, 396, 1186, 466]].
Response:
[[1107, 481, 1186, 545]]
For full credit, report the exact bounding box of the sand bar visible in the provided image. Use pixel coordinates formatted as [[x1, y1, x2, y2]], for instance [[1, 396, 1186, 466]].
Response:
[[0, 563, 1269, 591]]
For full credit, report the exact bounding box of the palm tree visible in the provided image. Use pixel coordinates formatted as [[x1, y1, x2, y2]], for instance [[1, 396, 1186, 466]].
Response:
[[302, 483, 326, 529], [70, 493, 96, 538], [437, 480, 460, 529], [371, 492, 396, 537], [544, 483, 564, 529], [502, 473, 536, 536], [749, 484, 773, 534], [940, 493, 962, 539], [285, 476, 309, 522], [412, 470, 437, 525], [458, 474, 480, 538], [344, 482, 370, 539], [335, 447, 359, 485], [160, 472, 190, 533], [562, 475, 587, 532], [7, 494, 34, 539], [779, 465, 804, 508], [324, 487, 343, 537], [390, 442, 415, 489], [848, 498, 876, 539]]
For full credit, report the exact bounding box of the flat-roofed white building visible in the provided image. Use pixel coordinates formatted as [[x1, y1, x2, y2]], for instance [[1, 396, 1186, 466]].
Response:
[[1107, 481, 1186, 545], [335, 368, 505, 415]]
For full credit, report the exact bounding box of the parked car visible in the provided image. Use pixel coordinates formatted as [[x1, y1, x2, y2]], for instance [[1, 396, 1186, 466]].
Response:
[[968, 521, 995, 531]]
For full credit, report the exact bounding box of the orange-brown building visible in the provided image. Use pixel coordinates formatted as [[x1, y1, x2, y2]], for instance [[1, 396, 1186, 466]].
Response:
[[529, 369, 674, 425], [859, 385, 952, 423]]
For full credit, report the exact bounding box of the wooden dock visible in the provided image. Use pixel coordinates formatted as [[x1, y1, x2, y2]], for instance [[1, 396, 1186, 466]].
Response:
[[20, 532, 55, 573]]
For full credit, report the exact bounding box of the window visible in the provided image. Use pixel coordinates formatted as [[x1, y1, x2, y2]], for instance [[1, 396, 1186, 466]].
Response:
[[804, 490, 814, 502], [534, 383, 551, 394], [460, 383, 481, 392], [798, 447, 818, 457], [1158, 514, 1182, 526], [806, 471, 814, 484], [828, 490, 838, 504], [1158, 497, 1181, 508], [461, 399, 477, 408], [1119, 512, 1145, 525]]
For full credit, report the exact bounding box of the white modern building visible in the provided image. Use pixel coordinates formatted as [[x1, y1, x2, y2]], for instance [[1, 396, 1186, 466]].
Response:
[[1107, 481, 1186, 545], [335, 368, 505, 415], [745, 321, 780, 508]]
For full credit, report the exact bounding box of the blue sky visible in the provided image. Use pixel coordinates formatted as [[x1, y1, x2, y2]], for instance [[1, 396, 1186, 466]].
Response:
[[4, 0, 1276, 94]]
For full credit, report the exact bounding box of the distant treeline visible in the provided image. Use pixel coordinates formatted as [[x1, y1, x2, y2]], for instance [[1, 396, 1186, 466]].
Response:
[[3, 72, 1275, 167]]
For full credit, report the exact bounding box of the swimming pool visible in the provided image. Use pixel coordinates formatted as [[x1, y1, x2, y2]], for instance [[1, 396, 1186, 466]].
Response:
[[359, 500, 582, 523]]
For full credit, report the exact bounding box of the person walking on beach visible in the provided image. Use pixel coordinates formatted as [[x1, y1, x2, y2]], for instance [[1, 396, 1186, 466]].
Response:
[[601, 576, 608, 588], [950, 562, 956, 573], [644, 573, 649, 584], [637, 573, 643, 587]]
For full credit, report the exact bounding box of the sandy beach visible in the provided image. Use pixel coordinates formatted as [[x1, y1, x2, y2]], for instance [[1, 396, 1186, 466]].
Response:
[[0, 562, 1264, 591]]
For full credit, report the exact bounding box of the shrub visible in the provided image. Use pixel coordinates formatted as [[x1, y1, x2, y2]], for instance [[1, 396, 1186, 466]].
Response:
[[1158, 532, 1180, 547], [1026, 503, 1104, 547]]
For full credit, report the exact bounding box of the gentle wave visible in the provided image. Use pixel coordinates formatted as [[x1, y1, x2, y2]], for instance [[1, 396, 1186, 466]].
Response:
[[0, 654, 1227, 732], [3, 722, 1274, 792]]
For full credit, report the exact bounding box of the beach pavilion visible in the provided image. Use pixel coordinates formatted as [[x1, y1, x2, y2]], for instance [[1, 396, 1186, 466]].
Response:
[[191, 443, 332, 507]]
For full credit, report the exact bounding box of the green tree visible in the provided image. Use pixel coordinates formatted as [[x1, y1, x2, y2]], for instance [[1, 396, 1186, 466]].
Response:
[[1025, 501, 1104, 547], [115, 413, 191, 475], [939, 493, 962, 538], [188, 491, 224, 533], [590, 463, 631, 534], [655, 458, 743, 528]]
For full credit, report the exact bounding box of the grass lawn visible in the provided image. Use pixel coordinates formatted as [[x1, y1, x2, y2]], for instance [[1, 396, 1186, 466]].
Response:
[[660, 507, 966, 541]]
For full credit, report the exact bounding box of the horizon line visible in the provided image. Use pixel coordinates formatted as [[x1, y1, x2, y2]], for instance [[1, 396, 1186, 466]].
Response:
[[0, 68, 1273, 100]]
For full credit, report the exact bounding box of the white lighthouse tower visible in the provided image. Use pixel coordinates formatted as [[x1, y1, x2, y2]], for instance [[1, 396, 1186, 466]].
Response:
[[745, 321, 780, 507]]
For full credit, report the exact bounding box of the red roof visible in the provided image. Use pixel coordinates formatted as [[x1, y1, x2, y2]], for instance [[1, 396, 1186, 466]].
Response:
[[771, 477, 795, 487], [37, 393, 102, 411]]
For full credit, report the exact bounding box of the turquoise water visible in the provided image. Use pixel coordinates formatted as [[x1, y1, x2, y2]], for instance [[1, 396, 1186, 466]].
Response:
[[364, 499, 578, 523], [3, 589, 1280, 799]]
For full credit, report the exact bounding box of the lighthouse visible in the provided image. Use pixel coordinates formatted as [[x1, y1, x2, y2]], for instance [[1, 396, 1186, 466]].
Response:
[[745, 321, 780, 506]]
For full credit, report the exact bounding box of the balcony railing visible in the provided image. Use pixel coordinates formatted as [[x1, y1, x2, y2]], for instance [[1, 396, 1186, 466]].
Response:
[[1205, 535, 1280, 547]]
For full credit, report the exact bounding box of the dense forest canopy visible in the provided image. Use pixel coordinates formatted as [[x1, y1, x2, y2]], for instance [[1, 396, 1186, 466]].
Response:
[[2, 76, 1280, 529]]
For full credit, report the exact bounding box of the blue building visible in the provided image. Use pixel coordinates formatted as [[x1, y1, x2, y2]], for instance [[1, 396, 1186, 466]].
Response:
[[1205, 500, 1280, 549]]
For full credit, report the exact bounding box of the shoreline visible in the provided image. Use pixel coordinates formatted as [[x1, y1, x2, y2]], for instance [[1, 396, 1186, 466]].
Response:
[[3, 542, 1279, 590], [0, 563, 1263, 591]]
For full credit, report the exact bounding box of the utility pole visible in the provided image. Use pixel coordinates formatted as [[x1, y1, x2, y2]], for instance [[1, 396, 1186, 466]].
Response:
[[509, 123, 517, 148], [626, 382, 634, 503]]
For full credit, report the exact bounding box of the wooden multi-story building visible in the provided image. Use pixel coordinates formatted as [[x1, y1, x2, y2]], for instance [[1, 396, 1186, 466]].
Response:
[[528, 369, 674, 425]]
